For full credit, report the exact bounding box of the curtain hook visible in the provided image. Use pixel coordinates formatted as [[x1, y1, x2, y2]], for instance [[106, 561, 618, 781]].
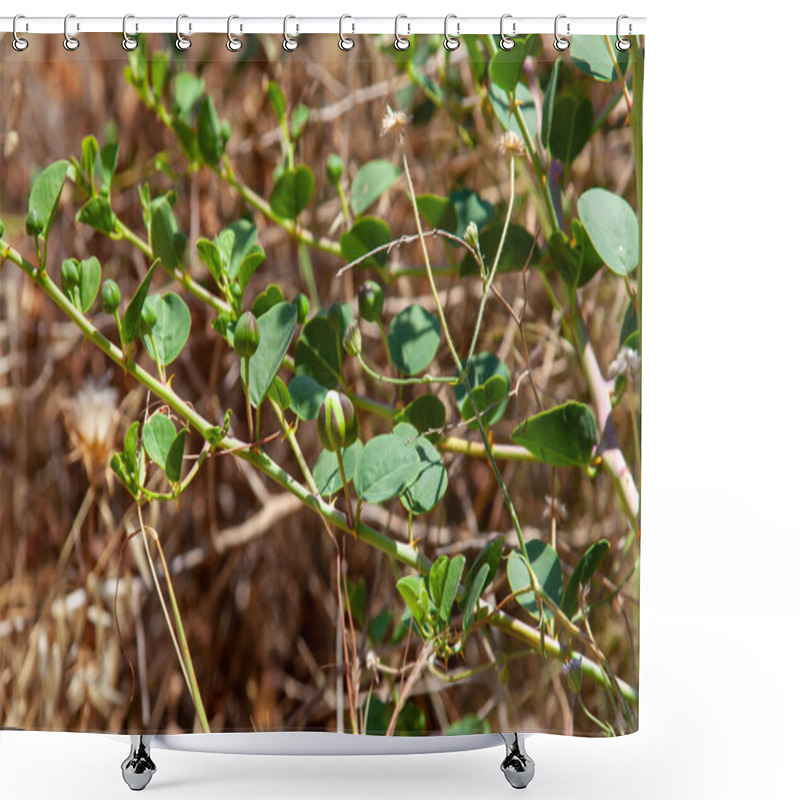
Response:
[[122, 15, 138, 51], [499, 14, 515, 50], [394, 15, 410, 51], [227, 15, 243, 51], [12, 15, 29, 51], [616, 15, 632, 51], [554, 14, 570, 51], [63, 13, 80, 51], [283, 15, 299, 51], [339, 15, 355, 51], [443, 14, 460, 51], [175, 14, 191, 51]]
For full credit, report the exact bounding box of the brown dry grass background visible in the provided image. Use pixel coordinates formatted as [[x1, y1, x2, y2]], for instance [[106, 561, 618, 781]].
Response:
[[0, 34, 638, 735]]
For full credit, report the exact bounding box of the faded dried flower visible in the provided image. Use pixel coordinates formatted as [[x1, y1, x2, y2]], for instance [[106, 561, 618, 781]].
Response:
[[542, 494, 568, 525], [381, 104, 410, 139], [496, 131, 526, 158], [608, 346, 640, 380]]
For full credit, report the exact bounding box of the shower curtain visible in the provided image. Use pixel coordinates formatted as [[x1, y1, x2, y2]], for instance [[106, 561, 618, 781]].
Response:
[[0, 27, 641, 739]]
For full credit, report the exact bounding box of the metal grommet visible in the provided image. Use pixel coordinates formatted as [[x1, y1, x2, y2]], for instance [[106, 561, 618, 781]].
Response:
[[339, 14, 355, 51], [12, 15, 29, 51], [499, 14, 515, 50], [283, 15, 299, 51], [122, 14, 138, 51], [443, 14, 460, 51], [63, 13, 79, 51], [394, 15, 410, 51], [175, 14, 191, 51], [616, 15, 632, 51], [554, 14, 570, 51], [227, 15, 243, 52]]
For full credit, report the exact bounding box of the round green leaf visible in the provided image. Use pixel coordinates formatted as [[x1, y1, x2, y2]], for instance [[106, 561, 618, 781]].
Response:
[[387, 304, 441, 375], [288, 374, 328, 420], [242, 301, 298, 408], [350, 159, 401, 216], [577, 188, 639, 275], [77, 256, 102, 314], [354, 433, 421, 504], [507, 540, 563, 621], [488, 82, 537, 142], [312, 440, 363, 497], [511, 401, 598, 467], [143, 292, 192, 366], [489, 36, 539, 93], [149, 197, 184, 271], [269, 166, 314, 220], [459, 223, 537, 277], [571, 35, 630, 83], [454, 353, 511, 429], [294, 312, 348, 390], [142, 413, 176, 471], [395, 423, 448, 515], [394, 394, 446, 443], [340, 217, 391, 271]]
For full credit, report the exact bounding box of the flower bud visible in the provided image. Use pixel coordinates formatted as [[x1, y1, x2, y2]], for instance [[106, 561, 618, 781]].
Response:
[[326, 154, 344, 186], [60, 259, 81, 293], [317, 390, 358, 451], [358, 280, 384, 323], [292, 292, 310, 325], [140, 296, 159, 337], [100, 279, 121, 314], [343, 319, 361, 357], [233, 311, 260, 359], [26, 209, 44, 237], [464, 221, 480, 250]]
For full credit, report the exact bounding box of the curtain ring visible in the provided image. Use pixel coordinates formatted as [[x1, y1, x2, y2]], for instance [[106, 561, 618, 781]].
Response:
[[12, 15, 29, 51], [63, 13, 80, 51], [283, 15, 299, 51], [339, 15, 355, 51], [227, 15, 243, 51], [554, 14, 570, 51], [443, 14, 460, 51], [616, 15, 632, 51], [122, 15, 138, 51], [499, 14, 515, 50], [394, 15, 410, 51], [175, 14, 191, 51]]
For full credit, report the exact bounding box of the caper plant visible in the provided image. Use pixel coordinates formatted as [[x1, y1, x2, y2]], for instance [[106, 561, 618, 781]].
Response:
[[1, 32, 641, 736]]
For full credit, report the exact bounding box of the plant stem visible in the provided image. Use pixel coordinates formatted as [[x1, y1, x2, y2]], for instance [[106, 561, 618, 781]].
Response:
[[357, 352, 457, 387], [243, 356, 254, 442], [335, 447, 354, 529]]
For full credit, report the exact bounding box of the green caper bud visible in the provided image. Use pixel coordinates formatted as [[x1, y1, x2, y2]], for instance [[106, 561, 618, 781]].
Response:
[[100, 279, 121, 314], [343, 319, 361, 357], [292, 292, 310, 326], [317, 390, 358, 451], [60, 259, 81, 292], [140, 296, 159, 336], [358, 280, 384, 323], [233, 311, 260, 358], [464, 221, 480, 250], [26, 209, 44, 237], [326, 154, 344, 186]]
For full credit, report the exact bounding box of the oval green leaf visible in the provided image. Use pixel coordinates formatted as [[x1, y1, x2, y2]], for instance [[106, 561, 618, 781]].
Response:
[[387, 304, 441, 375], [549, 94, 593, 164], [507, 540, 563, 621], [28, 160, 69, 243], [571, 35, 630, 83], [77, 257, 102, 314], [561, 539, 610, 619], [350, 159, 401, 216], [143, 292, 191, 366], [288, 374, 328, 420], [269, 166, 314, 220], [396, 424, 448, 515], [121, 262, 158, 345], [353, 433, 421, 504], [142, 413, 176, 471], [312, 440, 363, 497], [340, 216, 392, 271], [577, 188, 639, 276], [394, 394, 446, 443], [454, 352, 511, 429], [511, 401, 598, 467]]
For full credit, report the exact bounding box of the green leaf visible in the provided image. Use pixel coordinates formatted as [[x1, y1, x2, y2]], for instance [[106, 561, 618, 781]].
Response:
[[294, 313, 346, 390], [541, 59, 562, 150], [77, 256, 101, 313], [266, 80, 287, 124], [290, 104, 310, 140], [620, 301, 639, 351], [354, 433, 421, 504], [224, 219, 260, 281], [459, 222, 537, 277], [578, 188, 639, 276], [252, 284, 285, 317], [387, 304, 441, 375], [549, 94, 593, 164], [489, 35, 538, 92], [123, 420, 140, 476], [454, 352, 511, 429], [417, 194, 457, 234], [396, 575, 433, 637], [462, 563, 490, 635], [428, 555, 449, 611], [78, 197, 117, 235], [446, 715, 490, 735], [110, 453, 138, 499], [394, 394, 446, 443], [438, 554, 465, 626], [350, 159, 401, 216], [80, 136, 99, 192], [572, 219, 605, 287], [561, 539, 610, 619], [150, 198, 184, 271], [243, 301, 298, 408], [121, 262, 158, 344], [462, 538, 504, 600], [396, 423, 448, 515], [507, 540, 563, 621], [174, 73, 205, 118], [150, 52, 169, 100], [288, 374, 328, 420], [488, 82, 537, 142], [142, 292, 191, 366], [449, 189, 495, 238], [142, 413, 176, 471], [237, 246, 265, 290], [98, 143, 119, 198], [165, 428, 188, 484], [197, 95, 225, 165], [196, 238, 222, 282], [339, 216, 391, 271], [571, 35, 629, 83], [312, 441, 363, 497], [269, 166, 314, 220], [267, 376, 291, 410], [511, 401, 598, 467], [28, 160, 69, 243]]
